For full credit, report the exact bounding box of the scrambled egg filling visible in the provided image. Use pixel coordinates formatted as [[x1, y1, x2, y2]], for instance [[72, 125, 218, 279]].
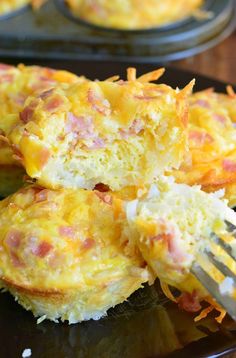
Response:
[[0, 186, 150, 323], [9, 74, 192, 191], [124, 176, 236, 305], [66, 0, 203, 30]]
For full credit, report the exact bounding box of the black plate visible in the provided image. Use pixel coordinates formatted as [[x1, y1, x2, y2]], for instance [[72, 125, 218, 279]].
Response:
[[0, 61, 236, 358], [0, 0, 235, 62]]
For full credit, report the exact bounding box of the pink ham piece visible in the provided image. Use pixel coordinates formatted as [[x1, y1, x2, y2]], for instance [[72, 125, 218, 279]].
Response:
[[38, 89, 54, 100], [11, 94, 27, 106], [39, 76, 56, 84], [5, 230, 23, 249], [20, 100, 39, 124], [82, 238, 95, 250], [150, 229, 187, 264], [59, 226, 76, 239], [44, 95, 64, 112], [194, 99, 210, 108], [95, 191, 112, 205], [222, 159, 236, 172], [66, 113, 105, 149], [178, 291, 202, 312], [65, 113, 94, 138], [10, 251, 25, 268], [0, 63, 14, 71], [85, 137, 105, 150], [31, 241, 53, 258], [120, 119, 143, 139], [34, 189, 49, 203], [134, 95, 158, 100], [87, 89, 111, 116], [189, 131, 213, 145], [0, 74, 15, 84], [129, 119, 143, 134], [213, 114, 226, 124]]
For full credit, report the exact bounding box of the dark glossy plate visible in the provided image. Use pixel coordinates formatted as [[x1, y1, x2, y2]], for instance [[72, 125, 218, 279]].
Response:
[[0, 61, 236, 358]]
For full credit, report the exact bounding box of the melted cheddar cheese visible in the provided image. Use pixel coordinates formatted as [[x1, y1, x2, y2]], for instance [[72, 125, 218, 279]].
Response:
[[170, 89, 236, 207]]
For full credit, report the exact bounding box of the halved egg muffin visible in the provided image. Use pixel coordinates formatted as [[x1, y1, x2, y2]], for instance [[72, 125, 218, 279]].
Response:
[[0, 186, 150, 323], [170, 88, 236, 207], [0, 63, 85, 197], [124, 176, 236, 322], [66, 0, 203, 30], [8, 68, 193, 191]]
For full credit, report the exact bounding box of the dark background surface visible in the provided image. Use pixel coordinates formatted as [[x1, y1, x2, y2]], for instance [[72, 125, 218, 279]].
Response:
[[174, 29, 236, 85]]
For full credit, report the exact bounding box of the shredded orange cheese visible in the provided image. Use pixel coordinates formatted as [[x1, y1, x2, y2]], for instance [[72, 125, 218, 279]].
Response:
[[160, 281, 177, 303], [226, 85, 236, 98]]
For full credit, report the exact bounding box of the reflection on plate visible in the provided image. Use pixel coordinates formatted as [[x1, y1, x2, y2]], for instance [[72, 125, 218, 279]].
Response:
[[0, 61, 236, 357], [0, 281, 235, 358]]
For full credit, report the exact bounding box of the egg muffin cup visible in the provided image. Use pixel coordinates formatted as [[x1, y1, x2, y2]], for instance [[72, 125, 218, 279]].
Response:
[[8, 68, 193, 191], [170, 88, 236, 207], [63, 0, 204, 31], [0, 186, 151, 323]]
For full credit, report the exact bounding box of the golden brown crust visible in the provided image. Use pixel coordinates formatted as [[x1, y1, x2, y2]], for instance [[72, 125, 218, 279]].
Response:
[[1, 276, 63, 297]]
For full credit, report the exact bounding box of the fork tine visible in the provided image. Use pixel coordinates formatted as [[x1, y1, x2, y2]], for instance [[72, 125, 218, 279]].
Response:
[[205, 251, 236, 280], [191, 262, 236, 321], [212, 233, 236, 261], [225, 220, 236, 234]]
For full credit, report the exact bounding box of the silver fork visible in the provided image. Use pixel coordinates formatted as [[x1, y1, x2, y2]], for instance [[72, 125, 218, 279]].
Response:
[[191, 220, 236, 321]]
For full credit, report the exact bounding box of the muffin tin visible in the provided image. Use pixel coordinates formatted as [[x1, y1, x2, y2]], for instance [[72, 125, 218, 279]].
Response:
[[0, 0, 235, 62]]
